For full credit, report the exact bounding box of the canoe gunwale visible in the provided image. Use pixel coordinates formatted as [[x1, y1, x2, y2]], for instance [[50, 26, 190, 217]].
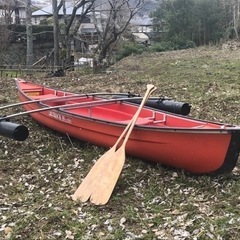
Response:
[[15, 79, 240, 132], [56, 105, 239, 134]]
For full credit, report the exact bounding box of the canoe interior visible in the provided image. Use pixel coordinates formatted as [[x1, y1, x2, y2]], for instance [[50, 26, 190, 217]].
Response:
[[19, 81, 227, 130]]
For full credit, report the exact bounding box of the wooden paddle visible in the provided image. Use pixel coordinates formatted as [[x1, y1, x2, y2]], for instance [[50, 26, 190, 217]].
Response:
[[0, 92, 136, 111], [71, 84, 157, 205], [0, 96, 154, 121]]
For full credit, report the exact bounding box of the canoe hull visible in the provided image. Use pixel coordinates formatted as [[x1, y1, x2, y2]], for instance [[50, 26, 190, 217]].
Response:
[[15, 79, 240, 175]]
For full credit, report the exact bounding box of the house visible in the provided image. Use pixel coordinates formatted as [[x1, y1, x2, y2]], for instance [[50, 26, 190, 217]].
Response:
[[131, 15, 153, 33], [32, 2, 98, 54], [31, 2, 90, 25], [130, 15, 153, 45]]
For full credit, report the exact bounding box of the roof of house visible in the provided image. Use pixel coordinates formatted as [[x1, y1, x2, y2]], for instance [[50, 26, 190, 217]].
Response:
[[132, 32, 149, 41], [32, 2, 85, 16], [79, 23, 97, 33]]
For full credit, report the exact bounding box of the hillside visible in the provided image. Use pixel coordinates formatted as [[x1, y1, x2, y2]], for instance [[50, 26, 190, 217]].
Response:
[[0, 46, 240, 239]]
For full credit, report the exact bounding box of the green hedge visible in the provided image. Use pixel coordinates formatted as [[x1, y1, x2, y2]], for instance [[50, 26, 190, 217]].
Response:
[[116, 39, 196, 61], [6, 24, 53, 42]]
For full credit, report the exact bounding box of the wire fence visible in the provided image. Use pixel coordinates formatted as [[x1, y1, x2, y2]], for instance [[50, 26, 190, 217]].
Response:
[[0, 64, 104, 79], [0, 43, 109, 78], [0, 66, 53, 78]]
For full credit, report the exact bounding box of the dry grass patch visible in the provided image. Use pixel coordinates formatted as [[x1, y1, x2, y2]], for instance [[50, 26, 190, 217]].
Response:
[[0, 46, 240, 239]]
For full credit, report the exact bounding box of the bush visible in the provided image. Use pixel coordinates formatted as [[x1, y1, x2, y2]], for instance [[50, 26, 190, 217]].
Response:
[[7, 24, 53, 43], [116, 42, 146, 61], [169, 35, 196, 50], [115, 37, 196, 62], [149, 41, 173, 52]]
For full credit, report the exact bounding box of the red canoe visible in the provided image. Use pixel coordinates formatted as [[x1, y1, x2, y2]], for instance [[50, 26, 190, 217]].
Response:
[[14, 78, 240, 175]]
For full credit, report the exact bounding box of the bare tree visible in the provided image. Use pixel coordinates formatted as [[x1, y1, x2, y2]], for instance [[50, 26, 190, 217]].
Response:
[[0, 25, 10, 52], [0, 0, 11, 51], [0, 0, 17, 24], [220, 0, 240, 39], [92, 0, 144, 64], [232, 0, 240, 39], [52, 0, 95, 69], [26, 0, 33, 73], [52, 0, 144, 69], [61, 0, 95, 67], [0, 1, 18, 52], [52, 0, 63, 69]]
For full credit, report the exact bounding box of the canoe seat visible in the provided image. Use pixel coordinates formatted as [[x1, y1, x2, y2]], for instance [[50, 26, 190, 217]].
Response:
[[118, 117, 153, 125], [31, 94, 57, 100], [23, 87, 43, 92]]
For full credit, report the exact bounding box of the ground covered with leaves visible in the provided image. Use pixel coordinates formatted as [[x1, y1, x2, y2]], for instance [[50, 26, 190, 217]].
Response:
[[0, 46, 240, 239]]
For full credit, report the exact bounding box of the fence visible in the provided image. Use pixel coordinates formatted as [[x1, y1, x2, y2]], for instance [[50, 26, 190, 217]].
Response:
[[0, 65, 54, 78], [0, 64, 100, 79]]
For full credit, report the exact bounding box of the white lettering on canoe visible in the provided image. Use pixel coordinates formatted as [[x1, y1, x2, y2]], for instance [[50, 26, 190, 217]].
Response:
[[49, 111, 72, 124]]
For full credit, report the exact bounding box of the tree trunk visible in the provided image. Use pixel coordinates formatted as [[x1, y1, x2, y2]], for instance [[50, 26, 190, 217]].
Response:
[[52, 0, 60, 69], [93, 0, 144, 66], [26, 0, 33, 74]]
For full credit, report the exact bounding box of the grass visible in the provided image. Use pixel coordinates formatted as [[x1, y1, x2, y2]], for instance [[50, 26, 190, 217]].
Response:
[[0, 45, 240, 239]]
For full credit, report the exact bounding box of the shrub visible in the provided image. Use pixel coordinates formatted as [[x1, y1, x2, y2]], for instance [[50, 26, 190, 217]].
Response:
[[116, 42, 146, 61], [7, 24, 53, 43], [149, 41, 173, 52], [169, 35, 196, 50]]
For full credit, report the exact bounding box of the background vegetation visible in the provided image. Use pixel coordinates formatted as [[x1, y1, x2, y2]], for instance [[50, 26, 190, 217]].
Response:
[[118, 0, 240, 61], [0, 45, 240, 239], [151, 0, 237, 46]]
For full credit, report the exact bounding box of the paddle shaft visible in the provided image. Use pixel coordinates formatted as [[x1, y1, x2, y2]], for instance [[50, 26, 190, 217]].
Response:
[[112, 86, 157, 150], [0, 92, 139, 111], [121, 86, 157, 148], [0, 96, 158, 121]]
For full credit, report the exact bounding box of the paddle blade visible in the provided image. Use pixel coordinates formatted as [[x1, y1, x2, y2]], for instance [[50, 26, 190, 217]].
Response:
[[90, 147, 126, 205], [71, 146, 116, 202]]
